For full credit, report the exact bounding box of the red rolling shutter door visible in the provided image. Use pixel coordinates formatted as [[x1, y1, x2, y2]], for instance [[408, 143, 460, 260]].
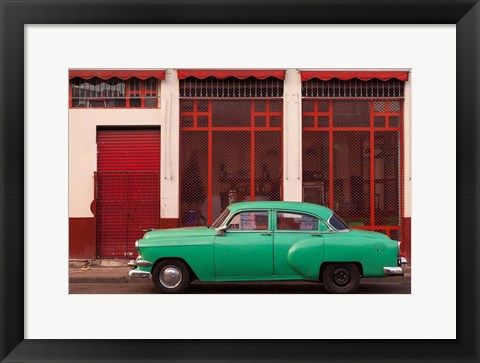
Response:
[[96, 129, 160, 258], [97, 129, 160, 171]]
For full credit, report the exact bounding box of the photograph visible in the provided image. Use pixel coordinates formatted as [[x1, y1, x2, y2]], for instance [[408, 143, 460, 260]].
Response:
[[68, 68, 412, 295]]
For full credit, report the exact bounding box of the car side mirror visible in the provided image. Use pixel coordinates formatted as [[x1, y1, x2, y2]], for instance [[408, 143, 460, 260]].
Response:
[[216, 226, 227, 236]]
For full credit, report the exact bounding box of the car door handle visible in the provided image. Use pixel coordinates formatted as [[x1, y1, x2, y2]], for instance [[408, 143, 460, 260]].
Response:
[[311, 233, 322, 236], [261, 232, 272, 236]]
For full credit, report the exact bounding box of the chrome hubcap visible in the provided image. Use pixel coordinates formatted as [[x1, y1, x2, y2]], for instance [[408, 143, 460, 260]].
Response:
[[333, 268, 350, 286], [159, 265, 182, 288]]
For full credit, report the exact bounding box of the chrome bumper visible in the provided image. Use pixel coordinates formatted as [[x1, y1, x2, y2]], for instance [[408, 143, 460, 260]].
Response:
[[383, 257, 408, 276], [128, 269, 151, 279], [128, 256, 153, 279]]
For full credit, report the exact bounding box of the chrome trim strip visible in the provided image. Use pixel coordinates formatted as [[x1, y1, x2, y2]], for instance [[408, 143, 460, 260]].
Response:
[[273, 230, 322, 234], [222, 230, 273, 234], [128, 269, 152, 279]]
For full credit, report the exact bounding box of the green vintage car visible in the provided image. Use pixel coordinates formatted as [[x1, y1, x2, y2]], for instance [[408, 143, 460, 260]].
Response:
[[128, 201, 407, 294]]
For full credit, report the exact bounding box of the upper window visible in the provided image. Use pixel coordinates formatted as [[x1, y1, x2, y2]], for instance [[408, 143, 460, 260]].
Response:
[[227, 211, 269, 231], [302, 78, 405, 99], [70, 77, 158, 108], [276, 212, 319, 231]]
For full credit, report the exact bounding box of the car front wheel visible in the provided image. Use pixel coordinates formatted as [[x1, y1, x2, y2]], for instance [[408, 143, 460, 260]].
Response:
[[152, 259, 190, 293], [322, 263, 360, 294]]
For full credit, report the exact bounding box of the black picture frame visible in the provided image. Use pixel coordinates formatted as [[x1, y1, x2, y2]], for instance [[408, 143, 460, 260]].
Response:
[[1, 1, 478, 362]]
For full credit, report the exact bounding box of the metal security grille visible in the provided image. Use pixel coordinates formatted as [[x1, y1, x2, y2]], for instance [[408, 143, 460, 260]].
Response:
[[302, 79, 404, 98], [302, 99, 404, 251], [180, 98, 283, 226], [95, 172, 160, 258], [180, 77, 284, 98]]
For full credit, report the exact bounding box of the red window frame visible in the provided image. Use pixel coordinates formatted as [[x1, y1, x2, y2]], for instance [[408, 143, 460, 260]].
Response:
[[180, 99, 284, 225], [302, 98, 404, 245]]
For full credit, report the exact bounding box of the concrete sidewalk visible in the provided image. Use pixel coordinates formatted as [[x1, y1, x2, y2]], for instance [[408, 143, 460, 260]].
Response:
[[69, 265, 411, 285], [69, 267, 143, 284]]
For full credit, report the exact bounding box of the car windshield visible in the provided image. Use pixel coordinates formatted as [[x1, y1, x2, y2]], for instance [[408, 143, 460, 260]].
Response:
[[328, 213, 350, 231], [210, 208, 231, 229]]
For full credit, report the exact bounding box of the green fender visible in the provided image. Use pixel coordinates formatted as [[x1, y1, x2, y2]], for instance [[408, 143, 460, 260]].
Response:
[[287, 237, 324, 280]]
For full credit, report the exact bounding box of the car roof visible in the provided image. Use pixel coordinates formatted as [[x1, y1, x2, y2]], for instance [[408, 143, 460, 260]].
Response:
[[228, 201, 333, 220]]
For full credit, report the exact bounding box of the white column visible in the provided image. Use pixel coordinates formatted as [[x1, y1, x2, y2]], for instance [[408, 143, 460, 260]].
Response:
[[160, 69, 180, 219], [283, 69, 303, 201], [403, 74, 412, 218], [68, 114, 97, 217]]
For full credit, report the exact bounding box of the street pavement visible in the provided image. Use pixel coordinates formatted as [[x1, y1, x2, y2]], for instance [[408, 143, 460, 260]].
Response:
[[69, 267, 411, 294]]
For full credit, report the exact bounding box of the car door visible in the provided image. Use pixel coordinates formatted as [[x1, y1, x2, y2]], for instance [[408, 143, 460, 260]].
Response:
[[214, 209, 273, 279], [273, 210, 327, 278]]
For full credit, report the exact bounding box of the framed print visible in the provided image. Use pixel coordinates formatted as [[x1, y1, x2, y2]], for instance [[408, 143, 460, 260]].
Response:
[[1, 0, 479, 362]]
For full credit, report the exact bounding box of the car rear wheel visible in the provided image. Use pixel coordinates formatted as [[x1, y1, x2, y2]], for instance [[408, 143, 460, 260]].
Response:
[[322, 263, 360, 294], [152, 259, 190, 293]]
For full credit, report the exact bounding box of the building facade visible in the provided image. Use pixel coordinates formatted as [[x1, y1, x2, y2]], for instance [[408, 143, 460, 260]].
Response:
[[69, 69, 411, 261]]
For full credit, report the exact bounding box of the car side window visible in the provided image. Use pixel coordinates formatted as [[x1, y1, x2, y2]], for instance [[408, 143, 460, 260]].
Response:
[[276, 212, 319, 231], [227, 211, 269, 231]]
